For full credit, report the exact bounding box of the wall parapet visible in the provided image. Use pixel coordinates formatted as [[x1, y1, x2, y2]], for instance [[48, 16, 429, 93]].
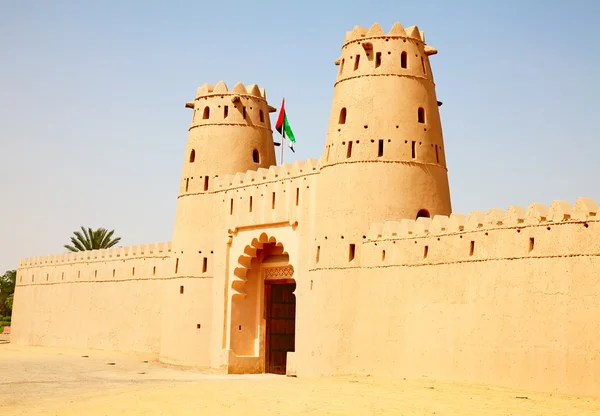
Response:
[[332, 197, 600, 271], [213, 158, 320, 192], [366, 198, 598, 240], [18, 241, 172, 268]]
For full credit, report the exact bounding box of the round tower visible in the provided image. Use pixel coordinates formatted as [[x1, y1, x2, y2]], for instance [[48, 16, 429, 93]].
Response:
[[320, 22, 451, 218], [315, 21, 451, 260], [179, 80, 277, 197], [172, 80, 277, 250], [160, 81, 276, 366]]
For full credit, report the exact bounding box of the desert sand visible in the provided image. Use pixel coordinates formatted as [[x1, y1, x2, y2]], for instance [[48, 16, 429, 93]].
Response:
[[1, 340, 598, 416]]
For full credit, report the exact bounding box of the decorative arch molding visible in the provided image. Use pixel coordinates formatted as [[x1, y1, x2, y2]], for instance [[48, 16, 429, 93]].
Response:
[[231, 232, 293, 297]]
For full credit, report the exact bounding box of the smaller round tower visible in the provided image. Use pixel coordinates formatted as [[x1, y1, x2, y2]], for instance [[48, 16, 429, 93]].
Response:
[[179, 81, 277, 198], [161, 81, 277, 366], [172, 80, 277, 263]]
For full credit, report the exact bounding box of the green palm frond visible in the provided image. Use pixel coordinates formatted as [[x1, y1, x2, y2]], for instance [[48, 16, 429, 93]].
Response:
[[82, 227, 92, 249], [64, 227, 122, 252], [105, 236, 121, 248]]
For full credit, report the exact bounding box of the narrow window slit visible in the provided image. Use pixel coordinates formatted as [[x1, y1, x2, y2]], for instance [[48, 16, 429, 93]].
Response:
[[316, 246, 320, 263], [529, 238, 535, 252], [339, 108, 346, 124], [349, 244, 356, 262], [202, 257, 207, 273], [346, 141, 353, 158], [378, 139, 384, 157], [204, 176, 209, 191], [249, 196, 253, 212], [354, 55, 360, 70], [411, 141, 416, 159], [418, 107, 425, 123], [470, 241, 475, 256], [375, 52, 382, 68]]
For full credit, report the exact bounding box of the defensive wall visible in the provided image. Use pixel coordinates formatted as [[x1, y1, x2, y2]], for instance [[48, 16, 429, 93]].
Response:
[[297, 197, 600, 396], [12, 242, 172, 354], [10, 177, 600, 395]]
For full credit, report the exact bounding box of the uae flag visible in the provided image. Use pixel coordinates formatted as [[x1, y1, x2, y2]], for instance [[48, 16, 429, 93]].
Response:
[[275, 98, 296, 152]]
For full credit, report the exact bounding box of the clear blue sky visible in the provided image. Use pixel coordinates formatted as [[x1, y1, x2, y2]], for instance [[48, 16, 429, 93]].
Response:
[[1, 0, 599, 272]]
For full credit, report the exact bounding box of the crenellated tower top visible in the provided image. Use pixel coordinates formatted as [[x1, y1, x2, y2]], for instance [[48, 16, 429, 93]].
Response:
[[334, 22, 438, 87]]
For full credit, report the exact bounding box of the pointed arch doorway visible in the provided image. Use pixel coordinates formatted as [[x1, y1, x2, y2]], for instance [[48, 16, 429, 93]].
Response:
[[230, 236, 296, 375]]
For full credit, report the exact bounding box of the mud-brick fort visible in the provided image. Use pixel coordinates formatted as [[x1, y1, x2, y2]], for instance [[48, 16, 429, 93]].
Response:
[[12, 22, 600, 396]]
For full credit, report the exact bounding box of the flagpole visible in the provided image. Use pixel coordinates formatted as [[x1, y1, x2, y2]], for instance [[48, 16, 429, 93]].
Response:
[[280, 98, 285, 165]]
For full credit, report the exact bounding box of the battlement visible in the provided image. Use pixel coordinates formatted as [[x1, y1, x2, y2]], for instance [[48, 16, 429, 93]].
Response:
[[18, 241, 172, 268], [212, 158, 320, 191], [185, 81, 269, 106], [343, 22, 428, 46], [366, 197, 597, 240]]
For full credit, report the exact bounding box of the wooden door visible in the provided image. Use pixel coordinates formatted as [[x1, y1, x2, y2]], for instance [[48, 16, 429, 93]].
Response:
[[265, 282, 296, 374]]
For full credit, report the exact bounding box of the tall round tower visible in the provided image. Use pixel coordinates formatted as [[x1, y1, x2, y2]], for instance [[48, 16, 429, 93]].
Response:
[[160, 81, 276, 366], [316, 22, 451, 243]]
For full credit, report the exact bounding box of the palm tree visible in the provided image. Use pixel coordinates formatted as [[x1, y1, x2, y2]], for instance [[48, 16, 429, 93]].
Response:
[[64, 227, 121, 252]]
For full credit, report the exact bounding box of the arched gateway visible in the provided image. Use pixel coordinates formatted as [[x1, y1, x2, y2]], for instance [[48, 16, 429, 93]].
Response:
[[227, 233, 296, 375]]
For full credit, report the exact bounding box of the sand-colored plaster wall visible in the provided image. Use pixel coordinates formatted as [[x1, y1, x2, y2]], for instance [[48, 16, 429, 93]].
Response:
[[12, 242, 172, 354], [298, 198, 600, 396]]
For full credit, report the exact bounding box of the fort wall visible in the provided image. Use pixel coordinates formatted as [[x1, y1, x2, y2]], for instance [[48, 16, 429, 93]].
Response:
[[11, 21, 600, 397], [298, 198, 600, 395], [12, 242, 172, 354]]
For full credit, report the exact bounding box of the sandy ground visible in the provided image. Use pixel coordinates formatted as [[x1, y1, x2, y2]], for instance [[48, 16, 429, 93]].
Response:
[[1, 340, 599, 416]]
